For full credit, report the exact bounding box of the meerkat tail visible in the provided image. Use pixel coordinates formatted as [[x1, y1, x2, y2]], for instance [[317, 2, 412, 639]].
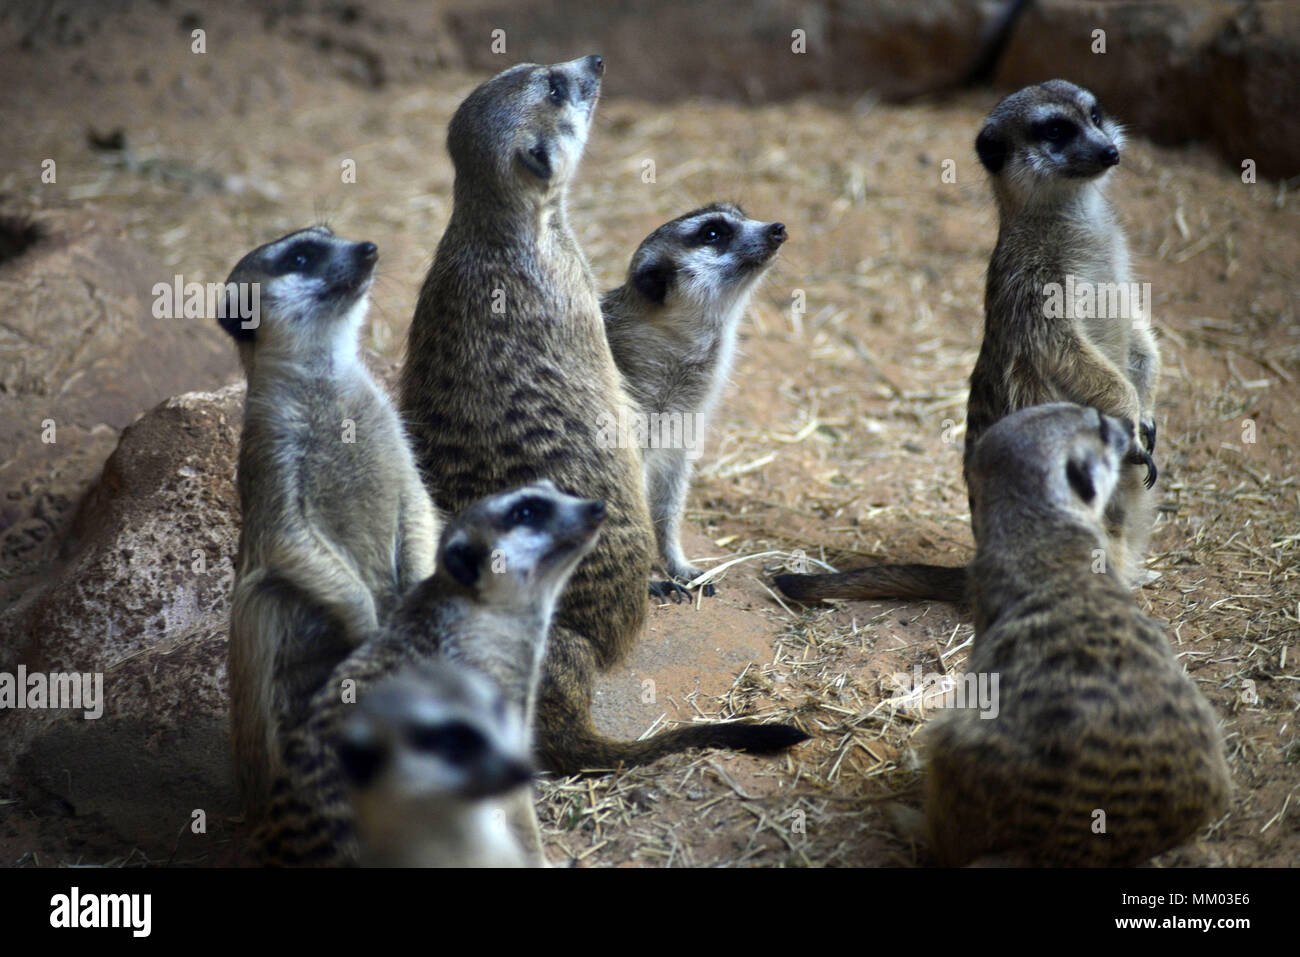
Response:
[[534, 625, 808, 774], [773, 564, 968, 603]]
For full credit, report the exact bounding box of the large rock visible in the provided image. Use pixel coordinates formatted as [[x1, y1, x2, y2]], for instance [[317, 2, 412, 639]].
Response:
[[0, 206, 239, 611], [0, 385, 243, 786]]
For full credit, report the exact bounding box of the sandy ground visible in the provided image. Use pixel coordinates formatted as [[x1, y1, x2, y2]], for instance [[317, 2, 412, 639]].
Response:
[[0, 9, 1297, 867]]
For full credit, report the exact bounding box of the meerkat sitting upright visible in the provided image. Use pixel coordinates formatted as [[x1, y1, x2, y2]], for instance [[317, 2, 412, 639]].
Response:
[[603, 203, 787, 601], [923, 403, 1228, 867], [401, 58, 808, 773], [776, 79, 1159, 605], [253, 482, 606, 866], [219, 227, 439, 818]]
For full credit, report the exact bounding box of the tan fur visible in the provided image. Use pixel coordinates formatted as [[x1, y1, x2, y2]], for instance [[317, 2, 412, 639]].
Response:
[[924, 403, 1228, 866], [401, 59, 808, 772], [777, 79, 1160, 603], [222, 227, 438, 818]]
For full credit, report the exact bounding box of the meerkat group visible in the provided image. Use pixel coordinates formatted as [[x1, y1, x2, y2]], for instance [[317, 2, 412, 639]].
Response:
[[215, 63, 1227, 868]]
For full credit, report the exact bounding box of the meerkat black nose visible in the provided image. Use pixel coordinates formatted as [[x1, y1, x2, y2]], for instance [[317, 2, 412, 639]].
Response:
[[1100, 145, 1120, 167], [587, 55, 604, 76], [357, 242, 378, 263], [768, 223, 788, 245]]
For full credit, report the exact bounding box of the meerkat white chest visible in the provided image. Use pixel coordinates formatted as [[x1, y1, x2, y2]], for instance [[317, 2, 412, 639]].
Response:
[[1063, 189, 1137, 364]]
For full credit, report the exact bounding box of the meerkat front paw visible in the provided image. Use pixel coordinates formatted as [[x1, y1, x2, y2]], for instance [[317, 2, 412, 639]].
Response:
[[1139, 416, 1157, 455], [1125, 444, 1158, 489]]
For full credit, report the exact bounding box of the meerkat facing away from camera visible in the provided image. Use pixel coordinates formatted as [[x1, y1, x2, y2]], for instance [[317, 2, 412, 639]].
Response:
[[401, 58, 808, 772], [603, 203, 787, 601], [776, 79, 1159, 605], [253, 482, 606, 866], [220, 227, 438, 818], [923, 403, 1227, 867]]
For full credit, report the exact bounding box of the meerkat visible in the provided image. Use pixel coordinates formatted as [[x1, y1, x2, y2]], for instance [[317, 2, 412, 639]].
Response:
[[603, 203, 787, 601], [922, 403, 1228, 866], [776, 79, 1159, 605], [253, 482, 605, 866], [220, 226, 439, 817], [338, 666, 534, 868], [401, 58, 808, 773]]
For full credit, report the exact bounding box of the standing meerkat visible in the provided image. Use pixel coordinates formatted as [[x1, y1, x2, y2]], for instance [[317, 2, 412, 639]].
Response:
[[253, 482, 606, 866], [220, 226, 438, 817], [401, 58, 808, 772], [776, 79, 1158, 605], [923, 403, 1228, 867], [603, 203, 787, 601]]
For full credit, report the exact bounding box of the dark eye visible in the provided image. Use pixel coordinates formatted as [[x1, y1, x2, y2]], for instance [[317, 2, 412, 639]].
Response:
[[508, 496, 553, 527], [274, 240, 325, 276], [1089, 107, 1101, 126], [408, 722, 486, 766], [1033, 119, 1077, 146], [548, 74, 567, 105], [693, 219, 733, 247]]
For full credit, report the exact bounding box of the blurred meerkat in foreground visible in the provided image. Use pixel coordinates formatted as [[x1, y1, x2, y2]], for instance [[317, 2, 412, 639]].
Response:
[[776, 79, 1159, 605], [252, 482, 605, 866], [924, 403, 1227, 867], [603, 203, 787, 600], [220, 227, 438, 818], [340, 665, 535, 868]]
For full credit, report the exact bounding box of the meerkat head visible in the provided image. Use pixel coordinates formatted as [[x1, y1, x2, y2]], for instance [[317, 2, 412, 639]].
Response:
[[623, 203, 787, 323], [447, 55, 604, 205], [338, 664, 532, 829], [218, 226, 377, 369], [435, 480, 606, 614], [968, 403, 1131, 540], [975, 80, 1124, 210]]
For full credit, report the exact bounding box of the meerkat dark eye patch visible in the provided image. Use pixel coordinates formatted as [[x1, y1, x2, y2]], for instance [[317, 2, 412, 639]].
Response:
[[547, 72, 568, 105], [975, 127, 1007, 173], [271, 240, 328, 277], [1066, 453, 1097, 504], [408, 721, 487, 766], [443, 538, 488, 588], [507, 496, 553, 528], [1031, 119, 1078, 146], [337, 737, 387, 788], [518, 143, 552, 181], [691, 218, 734, 248], [633, 262, 672, 304]]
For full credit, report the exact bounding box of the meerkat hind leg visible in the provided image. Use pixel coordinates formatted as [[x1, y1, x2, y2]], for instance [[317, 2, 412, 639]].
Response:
[[646, 447, 715, 602]]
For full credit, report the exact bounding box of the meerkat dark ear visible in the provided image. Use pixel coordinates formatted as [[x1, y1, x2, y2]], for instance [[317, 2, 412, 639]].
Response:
[[1065, 453, 1097, 504], [337, 734, 386, 789], [518, 142, 552, 181], [442, 537, 486, 588], [975, 126, 1008, 173], [633, 263, 671, 304], [217, 285, 256, 343]]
